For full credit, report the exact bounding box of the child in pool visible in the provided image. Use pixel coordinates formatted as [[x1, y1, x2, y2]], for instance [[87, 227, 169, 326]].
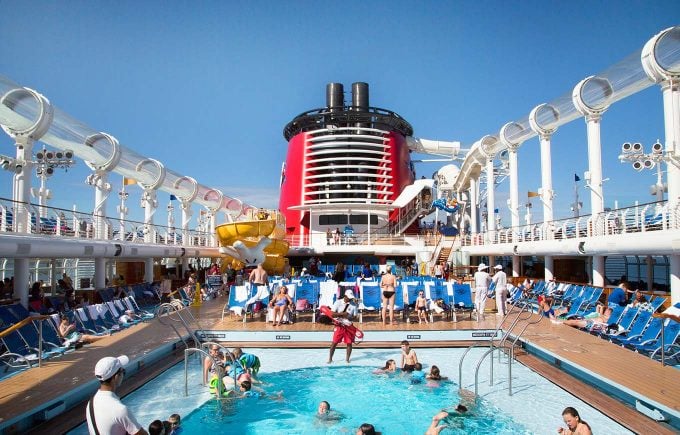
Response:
[[373, 359, 397, 374], [400, 340, 418, 372], [410, 363, 425, 384], [425, 365, 448, 386]]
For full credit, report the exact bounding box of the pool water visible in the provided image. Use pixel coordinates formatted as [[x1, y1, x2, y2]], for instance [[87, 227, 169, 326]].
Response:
[[69, 348, 632, 434], [183, 365, 528, 434]]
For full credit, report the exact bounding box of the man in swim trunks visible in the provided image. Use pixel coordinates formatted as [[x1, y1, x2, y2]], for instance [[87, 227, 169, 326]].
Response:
[[327, 297, 356, 364], [380, 265, 397, 325], [249, 262, 268, 292], [400, 340, 418, 372]]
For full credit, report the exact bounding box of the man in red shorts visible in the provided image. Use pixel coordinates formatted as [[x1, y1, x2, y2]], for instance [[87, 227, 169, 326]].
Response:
[[327, 290, 357, 363]]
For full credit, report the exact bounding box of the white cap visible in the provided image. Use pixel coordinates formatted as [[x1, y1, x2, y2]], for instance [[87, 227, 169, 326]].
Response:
[[302, 267, 307, 271], [94, 355, 129, 381], [494, 265, 503, 270], [344, 290, 355, 299], [478, 263, 488, 271]]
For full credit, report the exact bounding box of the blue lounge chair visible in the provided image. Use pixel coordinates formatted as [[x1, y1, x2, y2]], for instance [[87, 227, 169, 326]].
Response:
[[620, 317, 663, 348], [359, 281, 381, 323], [450, 283, 474, 322], [223, 285, 252, 321], [122, 296, 155, 320], [293, 282, 319, 322], [609, 310, 652, 344], [0, 306, 66, 363], [633, 320, 680, 361]]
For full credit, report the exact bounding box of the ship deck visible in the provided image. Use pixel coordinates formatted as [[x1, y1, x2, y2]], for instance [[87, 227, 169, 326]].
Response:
[[1, 296, 678, 434]]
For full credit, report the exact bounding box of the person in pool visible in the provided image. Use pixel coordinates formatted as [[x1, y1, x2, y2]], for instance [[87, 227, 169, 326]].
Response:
[[400, 340, 418, 372], [373, 359, 397, 374], [557, 407, 592, 435], [425, 404, 469, 435], [316, 401, 344, 423]]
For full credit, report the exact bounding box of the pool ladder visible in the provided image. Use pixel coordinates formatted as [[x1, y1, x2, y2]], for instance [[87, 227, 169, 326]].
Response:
[[156, 300, 206, 348], [183, 342, 245, 397], [458, 298, 542, 397]]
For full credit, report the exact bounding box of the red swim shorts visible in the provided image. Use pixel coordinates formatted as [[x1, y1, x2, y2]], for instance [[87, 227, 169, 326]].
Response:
[[332, 325, 354, 344]]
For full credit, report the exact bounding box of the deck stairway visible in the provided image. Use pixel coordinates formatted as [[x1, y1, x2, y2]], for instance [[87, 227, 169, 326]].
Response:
[[437, 245, 452, 264]]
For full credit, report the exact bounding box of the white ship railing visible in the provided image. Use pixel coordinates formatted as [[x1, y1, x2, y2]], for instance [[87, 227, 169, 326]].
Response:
[[461, 200, 674, 246]]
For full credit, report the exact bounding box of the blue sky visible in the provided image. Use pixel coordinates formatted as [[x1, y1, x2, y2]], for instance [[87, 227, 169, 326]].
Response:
[[0, 1, 678, 226]]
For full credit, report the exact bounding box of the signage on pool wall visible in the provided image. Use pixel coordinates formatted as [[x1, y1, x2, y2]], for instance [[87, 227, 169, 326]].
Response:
[[472, 332, 498, 338], [276, 335, 291, 340], [407, 335, 421, 340]]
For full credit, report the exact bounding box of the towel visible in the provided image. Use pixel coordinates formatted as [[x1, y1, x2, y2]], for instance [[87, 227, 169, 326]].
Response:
[[246, 286, 270, 306], [77, 308, 89, 321], [87, 305, 99, 320], [318, 285, 337, 307], [107, 301, 120, 317], [234, 285, 248, 302], [114, 299, 126, 312]]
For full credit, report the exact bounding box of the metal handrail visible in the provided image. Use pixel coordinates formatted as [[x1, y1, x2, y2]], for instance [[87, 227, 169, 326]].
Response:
[[463, 300, 533, 396]]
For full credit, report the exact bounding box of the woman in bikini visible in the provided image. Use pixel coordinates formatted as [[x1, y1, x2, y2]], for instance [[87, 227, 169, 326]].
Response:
[[380, 265, 397, 325], [270, 286, 293, 326]]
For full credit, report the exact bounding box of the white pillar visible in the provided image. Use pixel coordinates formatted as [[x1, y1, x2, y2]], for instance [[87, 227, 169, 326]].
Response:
[[508, 148, 520, 277], [573, 77, 612, 288], [641, 27, 680, 303], [142, 189, 158, 243], [485, 159, 495, 244], [145, 258, 154, 283], [87, 172, 111, 240], [12, 138, 34, 306], [94, 258, 106, 289], [469, 177, 479, 235], [180, 200, 193, 247], [540, 133, 555, 281]]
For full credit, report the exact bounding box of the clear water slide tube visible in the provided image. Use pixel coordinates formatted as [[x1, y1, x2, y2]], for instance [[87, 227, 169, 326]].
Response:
[[453, 26, 680, 193], [0, 75, 253, 218]]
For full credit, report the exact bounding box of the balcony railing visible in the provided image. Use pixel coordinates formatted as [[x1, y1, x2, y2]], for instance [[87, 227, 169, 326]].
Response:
[[0, 197, 214, 247], [461, 200, 677, 246]]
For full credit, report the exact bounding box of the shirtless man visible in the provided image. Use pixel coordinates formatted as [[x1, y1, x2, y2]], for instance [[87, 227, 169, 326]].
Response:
[[248, 263, 268, 292], [400, 340, 418, 372], [380, 266, 397, 325]]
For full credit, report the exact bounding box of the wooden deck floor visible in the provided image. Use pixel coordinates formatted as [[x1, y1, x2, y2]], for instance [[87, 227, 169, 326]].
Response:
[[1, 296, 678, 434]]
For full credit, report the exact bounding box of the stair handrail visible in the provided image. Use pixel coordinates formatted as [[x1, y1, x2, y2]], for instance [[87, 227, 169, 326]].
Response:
[[459, 300, 532, 394], [507, 308, 545, 396], [156, 302, 202, 346]]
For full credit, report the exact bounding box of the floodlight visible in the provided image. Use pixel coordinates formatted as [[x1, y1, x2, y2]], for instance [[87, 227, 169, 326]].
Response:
[[652, 142, 663, 154], [643, 159, 655, 169], [621, 142, 632, 153], [632, 160, 644, 171], [632, 142, 643, 153]]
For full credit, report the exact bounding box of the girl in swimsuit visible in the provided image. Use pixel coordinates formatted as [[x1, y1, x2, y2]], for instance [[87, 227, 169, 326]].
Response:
[[380, 266, 397, 326], [270, 286, 293, 326]]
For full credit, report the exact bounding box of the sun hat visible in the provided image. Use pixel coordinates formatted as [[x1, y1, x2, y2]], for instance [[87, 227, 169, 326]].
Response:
[[344, 290, 355, 299], [94, 355, 129, 381], [477, 263, 488, 271], [494, 265, 503, 270]]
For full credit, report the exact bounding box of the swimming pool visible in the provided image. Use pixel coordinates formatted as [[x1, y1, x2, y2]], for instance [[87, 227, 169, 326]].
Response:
[[70, 347, 632, 434]]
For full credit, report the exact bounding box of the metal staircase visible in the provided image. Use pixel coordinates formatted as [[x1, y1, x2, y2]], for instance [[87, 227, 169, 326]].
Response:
[[458, 298, 543, 397]]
